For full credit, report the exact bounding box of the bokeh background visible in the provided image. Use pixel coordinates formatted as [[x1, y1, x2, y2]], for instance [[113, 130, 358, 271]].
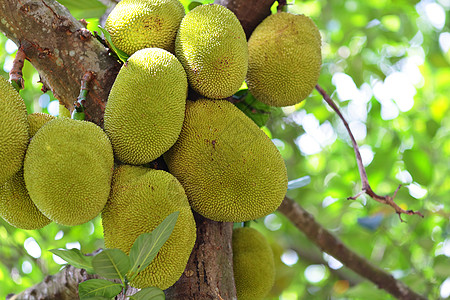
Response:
[[0, 0, 449, 299]]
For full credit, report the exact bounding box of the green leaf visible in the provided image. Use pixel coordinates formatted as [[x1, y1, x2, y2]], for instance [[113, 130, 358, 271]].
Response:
[[128, 211, 179, 281], [188, 1, 202, 11], [403, 149, 433, 185], [97, 26, 130, 63], [233, 90, 272, 127], [49, 248, 94, 273], [78, 279, 122, 300], [129, 287, 165, 300], [92, 249, 130, 280], [287, 176, 311, 190], [56, 0, 106, 19]]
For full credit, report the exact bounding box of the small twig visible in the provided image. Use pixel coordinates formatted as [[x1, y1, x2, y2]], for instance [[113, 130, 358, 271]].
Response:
[[9, 46, 26, 91], [277, 0, 287, 12], [72, 71, 95, 120], [315, 84, 424, 221]]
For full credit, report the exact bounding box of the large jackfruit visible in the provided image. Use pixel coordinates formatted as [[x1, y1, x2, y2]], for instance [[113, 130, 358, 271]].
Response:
[[164, 99, 287, 222], [104, 48, 187, 165], [175, 4, 248, 99], [105, 0, 185, 55], [24, 118, 114, 226], [233, 227, 275, 300], [0, 113, 55, 230], [0, 76, 29, 184], [246, 12, 322, 107], [101, 165, 196, 290]]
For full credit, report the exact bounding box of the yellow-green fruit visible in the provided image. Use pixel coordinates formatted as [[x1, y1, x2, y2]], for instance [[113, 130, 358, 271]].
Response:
[[164, 99, 287, 222], [246, 12, 322, 107], [233, 227, 275, 300], [0, 76, 29, 184], [105, 0, 185, 55], [24, 118, 114, 226], [104, 48, 187, 165], [58, 104, 71, 118], [175, 4, 248, 99], [0, 170, 51, 229], [102, 165, 196, 289], [27, 112, 55, 137]]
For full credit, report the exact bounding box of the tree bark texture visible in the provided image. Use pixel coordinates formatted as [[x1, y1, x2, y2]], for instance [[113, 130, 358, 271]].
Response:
[[165, 214, 236, 300], [278, 197, 427, 300], [0, 0, 121, 126]]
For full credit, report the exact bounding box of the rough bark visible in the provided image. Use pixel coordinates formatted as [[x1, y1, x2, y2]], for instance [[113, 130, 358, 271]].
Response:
[[165, 213, 236, 300], [278, 196, 427, 300], [0, 0, 121, 126]]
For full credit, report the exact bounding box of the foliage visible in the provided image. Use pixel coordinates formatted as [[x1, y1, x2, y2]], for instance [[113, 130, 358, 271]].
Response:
[[0, 0, 449, 299]]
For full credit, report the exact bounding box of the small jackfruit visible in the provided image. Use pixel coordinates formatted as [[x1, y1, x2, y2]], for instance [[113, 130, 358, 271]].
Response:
[[101, 165, 196, 290], [233, 227, 275, 300], [0, 76, 29, 184], [24, 118, 114, 226], [0, 170, 51, 230], [104, 48, 187, 165], [164, 99, 287, 222], [175, 4, 248, 99], [27, 112, 55, 137], [246, 12, 322, 107], [105, 0, 185, 55]]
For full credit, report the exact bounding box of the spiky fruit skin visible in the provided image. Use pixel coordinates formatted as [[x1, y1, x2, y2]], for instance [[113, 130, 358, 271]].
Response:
[[105, 0, 185, 55], [175, 4, 248, 99], [0, 170, 51, 230], [246, 12, 322, 107], [27, 112, 55, 137], [164, 99, 287, 222], [101, 165, 196, 290], [24, 118, 114, 226], [232, 227, 275, 300], [0, 76, 29, 184], [104, 48, 187, 165]]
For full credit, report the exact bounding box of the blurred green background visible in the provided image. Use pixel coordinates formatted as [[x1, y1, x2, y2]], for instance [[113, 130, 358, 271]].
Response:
[[0, 0, 449, 299]]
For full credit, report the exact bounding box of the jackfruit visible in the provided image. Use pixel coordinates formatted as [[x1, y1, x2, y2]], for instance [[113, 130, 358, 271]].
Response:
[[164, 99, 287, 222], [58, 104, 71, 118], [0, 170, 51, 229], [27, 112, 55, 137], [105, 0, 185, 55], [233, 227, 275, 300], [104, 48, 187, 165], [101, 165, 196, 290], [175, 4, 248, 99], [0, 76, 29, 184], [24, 118, 114, 226], [246, 12, 322, 107]]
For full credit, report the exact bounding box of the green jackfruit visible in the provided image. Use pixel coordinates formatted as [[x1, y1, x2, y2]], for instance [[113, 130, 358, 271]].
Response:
[[0, 76, 29, 184], [105, 0, 185, 55], [104, 48, 187, 165], [233, 227, 275, 300], [0, 112, 55, 229], [175, 4, 248, 99], [164, 99, 287, 222], [101, 165, 196, 290], [246, 12, 322, 107], [24, 118, 114, 226], [27, 112, 55, 137], [0, 170, 51, 229]]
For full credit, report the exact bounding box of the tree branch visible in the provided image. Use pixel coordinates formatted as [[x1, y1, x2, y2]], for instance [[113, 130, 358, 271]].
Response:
[[278, 196, 427, 300], [315, 84, 424, 221], [0, 0, 121, 126]]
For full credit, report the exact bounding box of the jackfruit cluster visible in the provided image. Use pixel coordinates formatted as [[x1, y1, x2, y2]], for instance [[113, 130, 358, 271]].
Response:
[[102, 165, 196, 290], [246, 12, 322, 107], [233, 227, 275, 300], [164, 99, 287, 222]]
